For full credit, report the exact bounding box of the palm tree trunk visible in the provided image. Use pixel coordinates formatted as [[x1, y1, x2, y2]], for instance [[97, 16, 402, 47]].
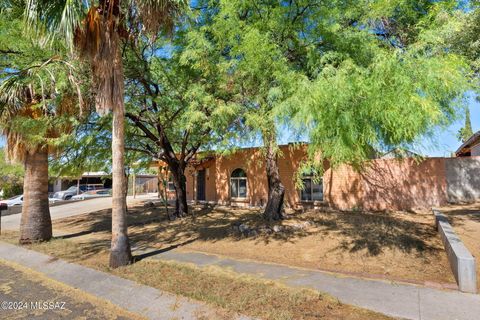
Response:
[[109, 52, 132, 268], [19, 146, 52, 243]]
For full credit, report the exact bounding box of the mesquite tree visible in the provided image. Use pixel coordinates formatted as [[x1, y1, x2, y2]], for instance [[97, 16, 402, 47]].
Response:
[[201, 0, 471, 221], [281, 0, 472, 169], [197, 0, 317, 220], [123, 29, 239, 218]]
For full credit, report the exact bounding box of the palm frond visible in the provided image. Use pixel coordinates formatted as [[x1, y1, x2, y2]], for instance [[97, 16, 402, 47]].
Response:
[[24, 0, 86, 49], [0, 56, 84, 112], [0, 56, 86, 162]]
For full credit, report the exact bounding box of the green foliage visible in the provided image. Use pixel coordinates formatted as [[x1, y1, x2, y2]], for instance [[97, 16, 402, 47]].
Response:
[[285, 49, 469, 166], [48, 115, 112, 178], [0, 0, 87, 162], [122, 22, 241, 161], [197, 0, 471, 173], [270, 0, 472, 168], [49, 114, 155, 179], [458, 108, 474, 143], [5, 0, 474, 180], [417, 2, 480, 106], [0, 148, 23, 198]]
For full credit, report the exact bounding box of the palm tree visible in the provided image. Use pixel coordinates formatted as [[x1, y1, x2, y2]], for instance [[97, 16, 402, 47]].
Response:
[[0, 57, 84, 244], [24, 0, 185, 267]]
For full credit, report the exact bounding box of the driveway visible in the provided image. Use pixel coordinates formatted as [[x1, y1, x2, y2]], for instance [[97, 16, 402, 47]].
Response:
[[1, 194, 157, 231]]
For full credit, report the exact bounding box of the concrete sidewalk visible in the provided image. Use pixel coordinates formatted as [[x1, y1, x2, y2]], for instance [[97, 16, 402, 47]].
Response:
[[149, 249, 480, 320], [0, 242, 250, 320]]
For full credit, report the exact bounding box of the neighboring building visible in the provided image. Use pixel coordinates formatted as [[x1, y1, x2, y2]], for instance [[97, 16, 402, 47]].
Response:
[[130, 174, 159, 195], [50, 171, 112, 193], [157, 144, 325, 209], [455, 131, 480, 157], [50, 172, 158, 195]]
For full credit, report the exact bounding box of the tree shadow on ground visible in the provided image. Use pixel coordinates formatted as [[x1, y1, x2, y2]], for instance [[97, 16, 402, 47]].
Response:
[[324, 212, 440, 256], [133, 238, 198, 262], [40, 235, 110, 263], [53, 203, 442, 258]]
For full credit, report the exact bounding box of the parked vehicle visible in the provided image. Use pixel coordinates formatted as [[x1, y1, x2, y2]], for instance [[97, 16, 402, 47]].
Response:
[[52, 184, 104, 200], [0, 195, 23, 206], [48, 197, 61, 204], [71, 189, 112, 200], [0, 195, 59, 207]]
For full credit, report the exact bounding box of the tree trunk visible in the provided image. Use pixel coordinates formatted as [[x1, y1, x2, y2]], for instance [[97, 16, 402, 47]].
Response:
[[169, 161, 188, 218], [109, 55, 132, 268], [19, 146, 52, 244], [263, 134, 285, 221]]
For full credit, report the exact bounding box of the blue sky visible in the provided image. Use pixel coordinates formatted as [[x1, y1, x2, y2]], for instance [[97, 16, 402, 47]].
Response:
[[0, 94, 478, 157], [413, 93, 480, 157]]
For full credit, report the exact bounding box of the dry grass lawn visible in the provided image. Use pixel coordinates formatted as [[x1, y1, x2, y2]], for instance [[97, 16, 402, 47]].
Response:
[[0, 230, 390, 320], [43, 203, 454, 285], [439, 202, 480, 289]]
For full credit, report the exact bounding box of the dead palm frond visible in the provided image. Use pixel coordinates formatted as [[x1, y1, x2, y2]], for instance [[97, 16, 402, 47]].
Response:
[[74, 5, 121, 115], [136, 0, 186, 36]]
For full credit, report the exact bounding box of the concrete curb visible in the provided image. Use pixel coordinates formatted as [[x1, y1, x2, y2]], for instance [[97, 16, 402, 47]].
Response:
[[150, 249, 480, 320], [0, 242, 251, 320], [432, 209, 477, 294]]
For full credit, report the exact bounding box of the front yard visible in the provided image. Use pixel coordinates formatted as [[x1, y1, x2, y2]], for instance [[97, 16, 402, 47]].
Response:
[[0, 202, 464, 319], [16, 203, 455, 285]]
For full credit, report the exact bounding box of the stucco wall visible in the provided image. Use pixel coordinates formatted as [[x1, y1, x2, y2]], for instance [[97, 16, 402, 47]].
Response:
[[324, 158, 449, 211], [163, 149, 480, 211], [212, 145, 309, 207], [445, 156, 480, 203]]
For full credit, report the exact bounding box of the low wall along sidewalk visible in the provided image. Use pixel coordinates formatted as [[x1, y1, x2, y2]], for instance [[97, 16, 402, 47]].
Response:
[[433, 209, 477, 294]]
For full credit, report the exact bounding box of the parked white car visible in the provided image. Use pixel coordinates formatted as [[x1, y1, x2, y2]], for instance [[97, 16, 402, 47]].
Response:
[[71, 189, 112, 200], [48, 197, 61, 204], [0, 195, 60, 207], [0, 195, 23, 207]]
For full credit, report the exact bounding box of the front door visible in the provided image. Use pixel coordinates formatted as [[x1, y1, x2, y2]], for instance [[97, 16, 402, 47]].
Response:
[[196, 169, 206, 201]]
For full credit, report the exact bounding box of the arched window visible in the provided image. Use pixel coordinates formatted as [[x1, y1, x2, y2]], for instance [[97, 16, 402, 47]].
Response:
[[300, 172, 323, 201], [230, 168, 247, 199]]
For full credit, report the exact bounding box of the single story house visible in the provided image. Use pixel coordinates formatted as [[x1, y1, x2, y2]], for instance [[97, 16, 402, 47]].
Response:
[[157, 142, 480, 212], [158, 144, 322, 209]]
